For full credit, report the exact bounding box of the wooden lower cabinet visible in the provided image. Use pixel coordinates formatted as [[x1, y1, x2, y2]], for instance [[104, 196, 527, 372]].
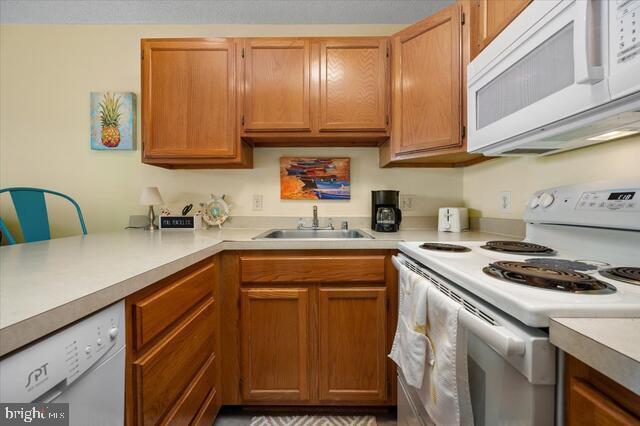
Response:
[[230, 250, 397, 406], [318, 288, 387, 402], [240, 288, 311, 402], [125, 257, 221, 425], [565, 354, 640, 426]]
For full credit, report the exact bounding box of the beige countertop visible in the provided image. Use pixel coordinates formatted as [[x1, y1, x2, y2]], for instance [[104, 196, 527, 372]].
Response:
[[0, 227, 501, 356], [550, 317, 640, 394]]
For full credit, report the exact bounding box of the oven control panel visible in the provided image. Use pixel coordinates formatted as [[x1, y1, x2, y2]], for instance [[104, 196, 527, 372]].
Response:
[[523, 180, 640, 230], [576, 189, 640, 211]]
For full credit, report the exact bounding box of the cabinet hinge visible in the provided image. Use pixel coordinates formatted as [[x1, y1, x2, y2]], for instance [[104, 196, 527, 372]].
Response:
[[241, 47, 245, 58], [141, 50, 144, 60], [386, 297, 389, 312], [461, 125, 466, 139], [241, 115, 245, 126], [386, 47, 389, 58], [385, 115, 390, 126], [461, 11, 466, 25]]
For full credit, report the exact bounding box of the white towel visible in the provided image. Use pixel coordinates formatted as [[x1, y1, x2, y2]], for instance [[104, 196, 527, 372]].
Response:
[[418, 286, 474, 426], [389, 262, 434, 388]]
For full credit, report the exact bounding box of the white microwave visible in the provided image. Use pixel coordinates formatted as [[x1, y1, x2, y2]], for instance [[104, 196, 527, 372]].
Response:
[[467, 0, 640, 156]]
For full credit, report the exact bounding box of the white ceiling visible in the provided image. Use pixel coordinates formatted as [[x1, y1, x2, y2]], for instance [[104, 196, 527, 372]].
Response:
[[0, 0, 455, 24]]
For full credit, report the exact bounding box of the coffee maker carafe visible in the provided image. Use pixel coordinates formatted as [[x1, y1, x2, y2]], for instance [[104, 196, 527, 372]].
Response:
[[371, 190, 402, 232]]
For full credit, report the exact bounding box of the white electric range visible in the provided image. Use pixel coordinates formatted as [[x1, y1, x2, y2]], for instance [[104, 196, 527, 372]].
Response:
[[395, 179, 640, 426]]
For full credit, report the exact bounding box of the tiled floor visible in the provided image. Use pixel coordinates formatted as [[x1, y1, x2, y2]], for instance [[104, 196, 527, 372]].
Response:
[[213, 409, 397, 425]]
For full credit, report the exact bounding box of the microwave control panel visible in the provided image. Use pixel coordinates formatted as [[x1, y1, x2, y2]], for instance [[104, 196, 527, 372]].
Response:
[[616, 0, 640, 64]]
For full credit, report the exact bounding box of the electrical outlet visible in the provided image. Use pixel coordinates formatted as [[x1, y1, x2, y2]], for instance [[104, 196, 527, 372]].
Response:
[[400, 194, 414, 211], [499, 191, 512, 212], [252, 194, 263, 211]]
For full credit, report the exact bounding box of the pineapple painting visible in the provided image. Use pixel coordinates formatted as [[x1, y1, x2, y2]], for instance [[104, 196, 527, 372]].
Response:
[[90, 92, 136, 150], [99, 93, 122, 147]]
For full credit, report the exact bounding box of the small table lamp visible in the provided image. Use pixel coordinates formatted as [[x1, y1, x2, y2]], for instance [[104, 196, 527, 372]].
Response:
[[139, 187, 163, 230]]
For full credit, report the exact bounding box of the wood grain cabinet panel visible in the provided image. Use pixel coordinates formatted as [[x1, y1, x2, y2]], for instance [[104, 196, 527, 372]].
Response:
[[318, 288, 387, 402], [141, 39, 238, 162], [240, 255, 386, 284], [319, 39, 388, 131], [240, 288, 311, 402], [132, 263, 214, 350], [470, 0, 531, 59], [132, 298, 215, 426], [568, 378, 640, 426], [565, 354, 640, 426], [243, 39, 311, 131], [390, 4, 462, 156], [161, 354, 216, 426]]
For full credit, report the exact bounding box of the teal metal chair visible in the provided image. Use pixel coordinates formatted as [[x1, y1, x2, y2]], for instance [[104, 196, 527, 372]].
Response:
[[0, 187, 87, 245]]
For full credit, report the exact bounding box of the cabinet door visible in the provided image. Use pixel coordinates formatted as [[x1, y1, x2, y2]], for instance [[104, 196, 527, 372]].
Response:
[[240, 288, 311, 402], [318, 288, 387, 402], [319, 39, 388, 132], [243, 39, 311, 131], [141, 39, 236, 159], [471, 0, 531, 58], [390, 4, 462, 156]]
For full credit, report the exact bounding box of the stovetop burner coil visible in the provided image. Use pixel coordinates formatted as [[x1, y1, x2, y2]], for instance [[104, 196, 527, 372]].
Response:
[[599, 267, 640, 286], [481, 241, 555, 254], [483, 261, 616, 294], [419, 243, 471, 253]]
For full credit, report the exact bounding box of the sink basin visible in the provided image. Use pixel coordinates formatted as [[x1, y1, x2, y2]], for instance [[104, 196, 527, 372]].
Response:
[[253, 229, 374, 239]]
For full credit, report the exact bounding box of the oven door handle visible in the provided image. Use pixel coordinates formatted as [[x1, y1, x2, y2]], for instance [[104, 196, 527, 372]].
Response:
[[459, 309, 526, 357], [392, 255, 526, 358]]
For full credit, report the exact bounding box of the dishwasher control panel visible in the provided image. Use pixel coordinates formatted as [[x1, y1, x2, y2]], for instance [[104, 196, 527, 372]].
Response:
[[0, 301, 124, 403]]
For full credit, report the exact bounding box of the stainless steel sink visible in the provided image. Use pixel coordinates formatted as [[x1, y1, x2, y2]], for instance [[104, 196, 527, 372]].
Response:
[[253, 229, 374, 239]]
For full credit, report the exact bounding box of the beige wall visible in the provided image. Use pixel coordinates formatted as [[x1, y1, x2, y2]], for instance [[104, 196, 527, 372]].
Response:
[[462, 137, 640, 219], [3, 25, 639, 240], [0, 24, 464, 237]]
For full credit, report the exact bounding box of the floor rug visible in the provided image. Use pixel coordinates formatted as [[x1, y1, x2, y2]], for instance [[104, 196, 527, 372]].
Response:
[[250, 415, 377, 426]]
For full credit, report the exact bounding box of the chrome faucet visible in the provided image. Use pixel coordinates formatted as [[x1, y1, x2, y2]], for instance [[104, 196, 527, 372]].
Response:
[[298, 205, 333, 230], [312, 205, 319, 228]]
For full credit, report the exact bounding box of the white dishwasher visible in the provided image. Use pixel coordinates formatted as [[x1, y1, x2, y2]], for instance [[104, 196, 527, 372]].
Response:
[[0, 301, 125, 425]]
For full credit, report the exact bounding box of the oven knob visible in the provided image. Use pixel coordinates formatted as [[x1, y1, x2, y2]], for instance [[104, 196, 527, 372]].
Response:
[[109, 327, 119, 340], [97, 337, 103, 346], [539, 193, 555, 208], [85, 345, 92, 354], [529, 195, 540, 209]]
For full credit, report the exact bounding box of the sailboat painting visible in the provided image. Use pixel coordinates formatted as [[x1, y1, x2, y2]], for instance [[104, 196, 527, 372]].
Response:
[[280, 157, 351, 200]]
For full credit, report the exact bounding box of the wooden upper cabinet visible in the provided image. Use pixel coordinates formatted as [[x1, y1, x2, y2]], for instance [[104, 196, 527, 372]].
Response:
[[240, 288, 311, 402], [318, 288, 387, 402], [390, 4, 463, 156], [242, 39, 311, 132], [319, 39, 388, 132], [141, 39, 238, 161], [471, 0, 532, 59]]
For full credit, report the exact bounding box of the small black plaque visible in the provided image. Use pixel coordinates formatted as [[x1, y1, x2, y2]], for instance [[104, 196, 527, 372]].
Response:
[[160, 216, 195, 229]]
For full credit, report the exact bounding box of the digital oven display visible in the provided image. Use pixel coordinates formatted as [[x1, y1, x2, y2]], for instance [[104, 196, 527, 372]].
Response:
[[608, 191, 635, 201]]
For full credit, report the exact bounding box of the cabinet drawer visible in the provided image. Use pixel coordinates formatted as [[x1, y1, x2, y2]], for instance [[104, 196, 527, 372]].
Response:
[[133, 262, 214, 349], [191, 388, 219, 426], [133, 298, 214, 426], [240, 255, 385, 283], [161, 354, 216, 426], [569, 378, 640, 426]]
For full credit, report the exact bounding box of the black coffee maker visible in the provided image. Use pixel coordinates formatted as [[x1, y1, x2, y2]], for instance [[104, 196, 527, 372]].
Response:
[[371, 190, 402, 232]]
